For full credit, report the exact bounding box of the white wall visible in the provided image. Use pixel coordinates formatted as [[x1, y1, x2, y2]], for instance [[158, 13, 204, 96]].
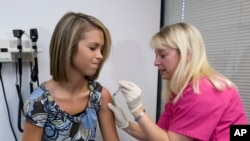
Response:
[[0, 0, 160, 140]]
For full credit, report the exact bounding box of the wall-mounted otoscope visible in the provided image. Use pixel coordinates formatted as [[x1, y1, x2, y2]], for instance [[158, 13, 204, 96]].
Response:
[[12, 29, 24, 133], [13, 29, 24, 88], [30, 28, 39, 93]]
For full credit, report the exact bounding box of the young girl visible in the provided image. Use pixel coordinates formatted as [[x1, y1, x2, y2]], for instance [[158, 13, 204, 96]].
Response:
[[22, 12, 119, 141]]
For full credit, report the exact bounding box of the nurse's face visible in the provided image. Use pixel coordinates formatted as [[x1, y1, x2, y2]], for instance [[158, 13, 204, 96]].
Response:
[[154, 46, 180, 80]]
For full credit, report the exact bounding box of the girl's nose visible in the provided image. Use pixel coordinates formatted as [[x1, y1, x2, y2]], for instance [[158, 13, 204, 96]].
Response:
[[96, 50, 103, 59]]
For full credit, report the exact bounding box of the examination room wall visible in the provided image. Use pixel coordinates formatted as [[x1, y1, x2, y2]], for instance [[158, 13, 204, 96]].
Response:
[[0, 0, 160, 141]]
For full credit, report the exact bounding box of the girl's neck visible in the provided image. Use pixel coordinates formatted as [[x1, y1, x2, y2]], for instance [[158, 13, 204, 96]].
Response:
[[52, 78, 89, 95]]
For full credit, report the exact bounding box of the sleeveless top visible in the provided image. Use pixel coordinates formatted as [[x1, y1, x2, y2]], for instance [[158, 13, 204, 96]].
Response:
[[23, 81, 102, 141]]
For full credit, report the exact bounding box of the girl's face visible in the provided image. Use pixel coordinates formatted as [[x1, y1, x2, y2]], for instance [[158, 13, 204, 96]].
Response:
[[71, 28, 104, 78], [154, 46, 180, 80]]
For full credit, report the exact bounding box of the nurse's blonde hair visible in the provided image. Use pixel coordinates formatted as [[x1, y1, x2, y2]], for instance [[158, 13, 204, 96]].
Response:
[[150, 22, 235, 103]]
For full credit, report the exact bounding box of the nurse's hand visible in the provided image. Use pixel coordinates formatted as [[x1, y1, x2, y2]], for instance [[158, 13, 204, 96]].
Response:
[[108, 103, 129, 129], [118, 80, 143, 113]]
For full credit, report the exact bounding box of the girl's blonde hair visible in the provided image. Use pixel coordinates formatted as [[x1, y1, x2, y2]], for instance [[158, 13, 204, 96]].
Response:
[[150, 23, 235, 103]]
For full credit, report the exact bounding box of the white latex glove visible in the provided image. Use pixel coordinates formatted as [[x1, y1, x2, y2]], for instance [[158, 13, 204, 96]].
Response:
[[108, 102, 129, 129], [118, 80, 143, 113]]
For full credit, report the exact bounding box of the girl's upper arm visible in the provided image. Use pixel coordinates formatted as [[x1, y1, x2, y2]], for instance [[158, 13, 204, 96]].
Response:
[[98, 87, 119, 141], [22, 121, 43, 141]]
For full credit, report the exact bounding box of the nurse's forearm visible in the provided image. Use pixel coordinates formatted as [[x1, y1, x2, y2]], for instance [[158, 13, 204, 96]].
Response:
[[123, 121, 148, 141]]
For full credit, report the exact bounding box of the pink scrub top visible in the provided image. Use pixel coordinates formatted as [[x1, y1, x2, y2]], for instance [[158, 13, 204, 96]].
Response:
[[157, 78, 248, 141]]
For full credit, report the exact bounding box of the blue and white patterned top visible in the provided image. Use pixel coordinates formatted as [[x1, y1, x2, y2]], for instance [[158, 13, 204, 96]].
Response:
[[23, 81, 102, 141]]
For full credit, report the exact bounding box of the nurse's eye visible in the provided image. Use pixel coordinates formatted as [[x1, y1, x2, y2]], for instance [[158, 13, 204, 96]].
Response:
[[160, 51, 171, 58], [160, 54, 166, 58]]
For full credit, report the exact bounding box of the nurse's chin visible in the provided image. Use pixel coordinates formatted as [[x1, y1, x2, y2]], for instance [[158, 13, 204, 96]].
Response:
[[160, 74, 171, 80]]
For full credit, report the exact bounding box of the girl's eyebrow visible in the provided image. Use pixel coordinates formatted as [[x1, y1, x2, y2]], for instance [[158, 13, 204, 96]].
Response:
[[88, 42, 100, 46]]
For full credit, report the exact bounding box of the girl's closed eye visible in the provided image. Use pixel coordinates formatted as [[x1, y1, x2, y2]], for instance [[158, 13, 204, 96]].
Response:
[[89, 46, 97, 51], [88, 42, 100, 51]]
